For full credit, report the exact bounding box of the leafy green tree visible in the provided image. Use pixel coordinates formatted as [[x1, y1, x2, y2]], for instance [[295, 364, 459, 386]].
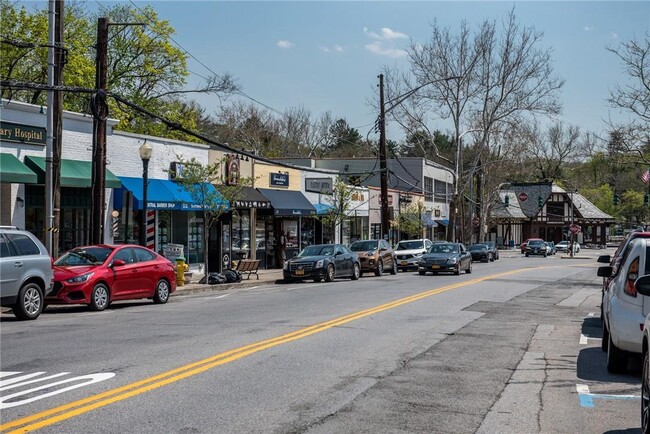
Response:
[[580, 184, 620, 220], [620, 190, 646, 225], [174, 156, 253, 276], [321, 178, 355, 242], [323, 119, 369, 157], [395, 203, 424, 239]]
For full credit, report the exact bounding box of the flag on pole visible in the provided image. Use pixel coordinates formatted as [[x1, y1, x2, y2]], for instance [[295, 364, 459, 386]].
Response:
[[643, 169, 650, 184]]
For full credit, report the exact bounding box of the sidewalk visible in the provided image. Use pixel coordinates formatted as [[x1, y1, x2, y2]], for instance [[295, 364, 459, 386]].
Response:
[[173, 268, 283, 297]]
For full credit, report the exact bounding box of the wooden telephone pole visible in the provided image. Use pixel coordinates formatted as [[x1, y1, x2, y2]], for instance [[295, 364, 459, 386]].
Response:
[[378, 74, 390, 240]]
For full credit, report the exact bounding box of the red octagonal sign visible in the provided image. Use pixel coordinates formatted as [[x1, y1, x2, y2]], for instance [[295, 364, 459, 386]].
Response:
[[569, 224, 581, 234], [518, 192, 528, 202], [472, 217, 480, 226]]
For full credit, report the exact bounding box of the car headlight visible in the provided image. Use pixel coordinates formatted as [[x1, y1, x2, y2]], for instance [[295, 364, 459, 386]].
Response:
[[447, 257, 458, 264], [366, 251, 375, 256], [315, 259, 324, 268], [283, 261, 289, 270], [66, 272, 93, 284]]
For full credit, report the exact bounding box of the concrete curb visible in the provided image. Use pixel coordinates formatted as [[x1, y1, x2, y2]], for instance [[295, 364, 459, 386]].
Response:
[[559, 255, 591, 260]]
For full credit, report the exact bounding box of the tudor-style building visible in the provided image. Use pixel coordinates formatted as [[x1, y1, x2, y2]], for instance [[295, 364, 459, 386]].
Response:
[[490, 182, 614, 247]]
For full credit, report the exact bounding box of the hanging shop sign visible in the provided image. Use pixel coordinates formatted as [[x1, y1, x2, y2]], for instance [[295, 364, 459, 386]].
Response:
[[305, 178, 333, 194], [270, 172, 289, 187], [226, 154, 241, 186], [0, 121, 46, 146]]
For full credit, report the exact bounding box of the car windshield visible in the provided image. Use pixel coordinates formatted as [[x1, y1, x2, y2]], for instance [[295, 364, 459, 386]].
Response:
[[396, 241, 424, 250], [350, 241, 378, 252], [55, 247, 113, 266], [298, 245, 335, 257], [428, 244, 459, 254], [528, 240, 544, 246], [469, 244, 487, 251]]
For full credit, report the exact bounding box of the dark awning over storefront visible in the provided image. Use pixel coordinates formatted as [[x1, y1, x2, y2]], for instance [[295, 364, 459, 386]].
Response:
[[24, 156, 121, 188], [422, 216, 439, 227], [117, 177, 228, 211], [231, 186, 272, 209], [434, 219, 449, 226], [257, 188, 316, 216], [0, 153, 37, 184]]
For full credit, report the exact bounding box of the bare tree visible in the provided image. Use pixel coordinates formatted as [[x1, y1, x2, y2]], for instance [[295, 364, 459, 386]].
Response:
[[521, 121, 582, 181]]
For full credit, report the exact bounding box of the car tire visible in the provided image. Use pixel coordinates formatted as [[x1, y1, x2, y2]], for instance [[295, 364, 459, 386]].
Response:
[[375, 260, 383, 277], [543, 252, 547, 257], [89, 283, 110, 311], [153, 279, 170, 304], [602, 321, 609, 352], [607, 333, 627, 373], [389, 259, 397, 275], [12, 282, 44, 321], [641, 351, 650, 434], [489, 253, 494, 262], [466, 261, 472, 274], [525, 253, 529, 257], [351, 263, 360, 280], [313, 278, 322, 283], [324, 264, 335, 282], [418, 271, 426, 276], [454, 264, 461, 276]]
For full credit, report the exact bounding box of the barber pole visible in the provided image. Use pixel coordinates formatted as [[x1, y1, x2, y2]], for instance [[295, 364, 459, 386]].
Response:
[[146, 210, 155, 250]]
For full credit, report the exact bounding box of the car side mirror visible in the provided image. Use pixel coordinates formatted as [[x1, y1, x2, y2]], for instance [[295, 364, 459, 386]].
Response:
[[597, 266, 612, 278], [293, 252, 298, 258], [597, 255, 611, 264], [112, 259, 126, 267], [635, 276, 650, 297]]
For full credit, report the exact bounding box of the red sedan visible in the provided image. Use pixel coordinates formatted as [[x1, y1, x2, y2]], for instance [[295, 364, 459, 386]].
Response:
[[48, 244, 176, 311]]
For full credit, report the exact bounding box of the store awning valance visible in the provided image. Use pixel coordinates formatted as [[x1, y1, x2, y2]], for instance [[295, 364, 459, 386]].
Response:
[[422, 216, 439, 227], [257, 188, 316, 216], [230, 186, 272, 209], [435, 219, 449, 226], [313, 203, 335, 215], [0, 153, 37, 184], [24, 156, 121, 188], [118, 177, 228, 211]]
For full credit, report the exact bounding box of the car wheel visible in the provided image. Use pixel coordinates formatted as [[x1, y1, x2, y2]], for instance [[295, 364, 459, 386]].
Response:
[[153, 279, 170, 304], [525, 252, 529, 257], [313, 278, 322, 283], [643, 352, 650, 434], [418, 270, 426, 276], [466, 260, 472, 274], [89, 283, 110, 311], [12, 282, 44, 320], [324, 264, 335, 282], [607, 333, 627, 373], [602, 321, 609, 352], [489, 253, 494, 262], [389, 259, 397, 275], [351, 263, 360, 280], [454, 264, 461, 276], [543, 252, 547, 257], [375, 260, 383, 277]]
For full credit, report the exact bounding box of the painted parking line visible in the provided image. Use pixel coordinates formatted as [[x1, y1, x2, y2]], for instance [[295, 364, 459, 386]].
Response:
[[579, 334, 601, 345], [576, 384, 640, 408]]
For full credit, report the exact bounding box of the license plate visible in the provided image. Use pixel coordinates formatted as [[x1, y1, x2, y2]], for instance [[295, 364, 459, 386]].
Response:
[[294, 269, 304, 276], [400, 261, 408, 266], [431, 265, 440, 269]]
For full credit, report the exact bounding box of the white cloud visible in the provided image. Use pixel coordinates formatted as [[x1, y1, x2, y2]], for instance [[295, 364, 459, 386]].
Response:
[[320, 44, 344, 53], [277, 40, 294, 49], [365, 42, 407, 58], [363, 26, 407, 40], [584, 26, 594, 31], [611, 32, 619, 39]]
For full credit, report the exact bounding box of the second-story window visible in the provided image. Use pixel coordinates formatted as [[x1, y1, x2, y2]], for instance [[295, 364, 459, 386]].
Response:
[[424, 177, 433, 201]]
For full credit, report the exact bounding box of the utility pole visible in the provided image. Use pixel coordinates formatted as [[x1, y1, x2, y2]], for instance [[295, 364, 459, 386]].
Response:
[[90, 17, 108, 245], [52, 0, 64, 258], [378, 74, 390, 240], [44, 0, 55, 254]]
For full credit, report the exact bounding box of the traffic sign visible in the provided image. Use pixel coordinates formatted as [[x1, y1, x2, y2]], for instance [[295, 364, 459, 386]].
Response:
[[518, 192, 528, 202], [472, 217, 480, 227], [569, 224, 581, 234]]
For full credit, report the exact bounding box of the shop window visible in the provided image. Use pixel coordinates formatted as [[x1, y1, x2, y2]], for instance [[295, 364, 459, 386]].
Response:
[[232, 211, 250, 260], [301, 218, 315, 249], [188, 213, 204, 266], [282, 220, 298, 249]]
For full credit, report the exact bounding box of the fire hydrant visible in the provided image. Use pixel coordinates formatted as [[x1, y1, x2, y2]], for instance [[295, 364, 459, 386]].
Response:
[[175, 256, 189, 286]]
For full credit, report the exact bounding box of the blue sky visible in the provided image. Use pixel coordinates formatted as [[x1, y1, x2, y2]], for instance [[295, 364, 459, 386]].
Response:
[[91, 1, 649, 140]]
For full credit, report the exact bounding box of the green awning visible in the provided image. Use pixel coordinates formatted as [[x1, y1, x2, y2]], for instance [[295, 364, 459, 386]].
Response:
[[0, 153, 38, 184], [24, 156, 121, 188]]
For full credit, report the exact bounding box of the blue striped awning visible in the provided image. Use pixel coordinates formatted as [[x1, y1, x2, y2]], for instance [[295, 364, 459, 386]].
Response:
[[117, 177, 228, 211]]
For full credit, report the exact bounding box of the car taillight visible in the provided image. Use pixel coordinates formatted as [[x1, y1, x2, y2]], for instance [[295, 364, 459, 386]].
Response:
[[624, 257, 639, 297]]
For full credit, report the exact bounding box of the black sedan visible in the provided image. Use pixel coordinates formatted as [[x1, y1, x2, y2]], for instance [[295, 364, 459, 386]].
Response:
[[417, 243, 472, 275], [525, 240, 549, 257], [468, 244, 491, 262], [283, 244, 360, 282]]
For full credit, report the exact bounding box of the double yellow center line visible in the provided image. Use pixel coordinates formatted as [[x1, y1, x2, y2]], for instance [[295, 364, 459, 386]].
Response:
[[2, 268, 531, 433]]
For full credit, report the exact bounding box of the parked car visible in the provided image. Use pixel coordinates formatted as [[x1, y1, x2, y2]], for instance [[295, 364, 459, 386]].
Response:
[[0, 226, 53, 320], [635, 275, 650, 433], [417, 242, 472, 276], [525, 240, 550, 257], [545, 241, 556, 255], [598, 237, 650, 373], [468, 244, 491, 262], [484, 241, 499, 260], [395, 239, 432, 271], [283, 244, 360, 282], [520, 238, 543, 253], [555, 240, 580, 254], [48, 244, 176, 311], [349, 239, 397, 276]]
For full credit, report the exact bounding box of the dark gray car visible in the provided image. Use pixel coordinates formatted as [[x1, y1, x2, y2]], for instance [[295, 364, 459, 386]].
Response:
[[0, 227, 53, 320]]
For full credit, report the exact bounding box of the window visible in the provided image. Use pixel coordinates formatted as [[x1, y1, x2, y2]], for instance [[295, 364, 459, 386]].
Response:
[[434, 180, 447, 203], [424, 177, 433, 202], [134, 247, 156, 263], [114, 248, 135, 264], [0, 235, 13, 257], [6, 233, 40, 256]]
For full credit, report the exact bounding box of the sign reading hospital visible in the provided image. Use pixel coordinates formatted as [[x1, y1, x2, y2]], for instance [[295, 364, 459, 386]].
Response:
[[0, 121, 46, 146]]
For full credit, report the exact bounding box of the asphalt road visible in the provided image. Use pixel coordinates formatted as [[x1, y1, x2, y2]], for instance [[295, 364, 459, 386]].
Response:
[[0, 248, 642, 433]]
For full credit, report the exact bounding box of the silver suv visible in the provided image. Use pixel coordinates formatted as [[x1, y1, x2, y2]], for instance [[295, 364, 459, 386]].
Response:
[[0, 227, 53, 320]]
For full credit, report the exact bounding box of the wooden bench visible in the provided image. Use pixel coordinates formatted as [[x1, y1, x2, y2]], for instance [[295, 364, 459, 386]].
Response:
[[234, 259, 261, 280]]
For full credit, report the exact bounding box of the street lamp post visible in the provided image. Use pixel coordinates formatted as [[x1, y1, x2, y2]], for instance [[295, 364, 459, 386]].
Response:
[[139, 141, 152, 247]]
